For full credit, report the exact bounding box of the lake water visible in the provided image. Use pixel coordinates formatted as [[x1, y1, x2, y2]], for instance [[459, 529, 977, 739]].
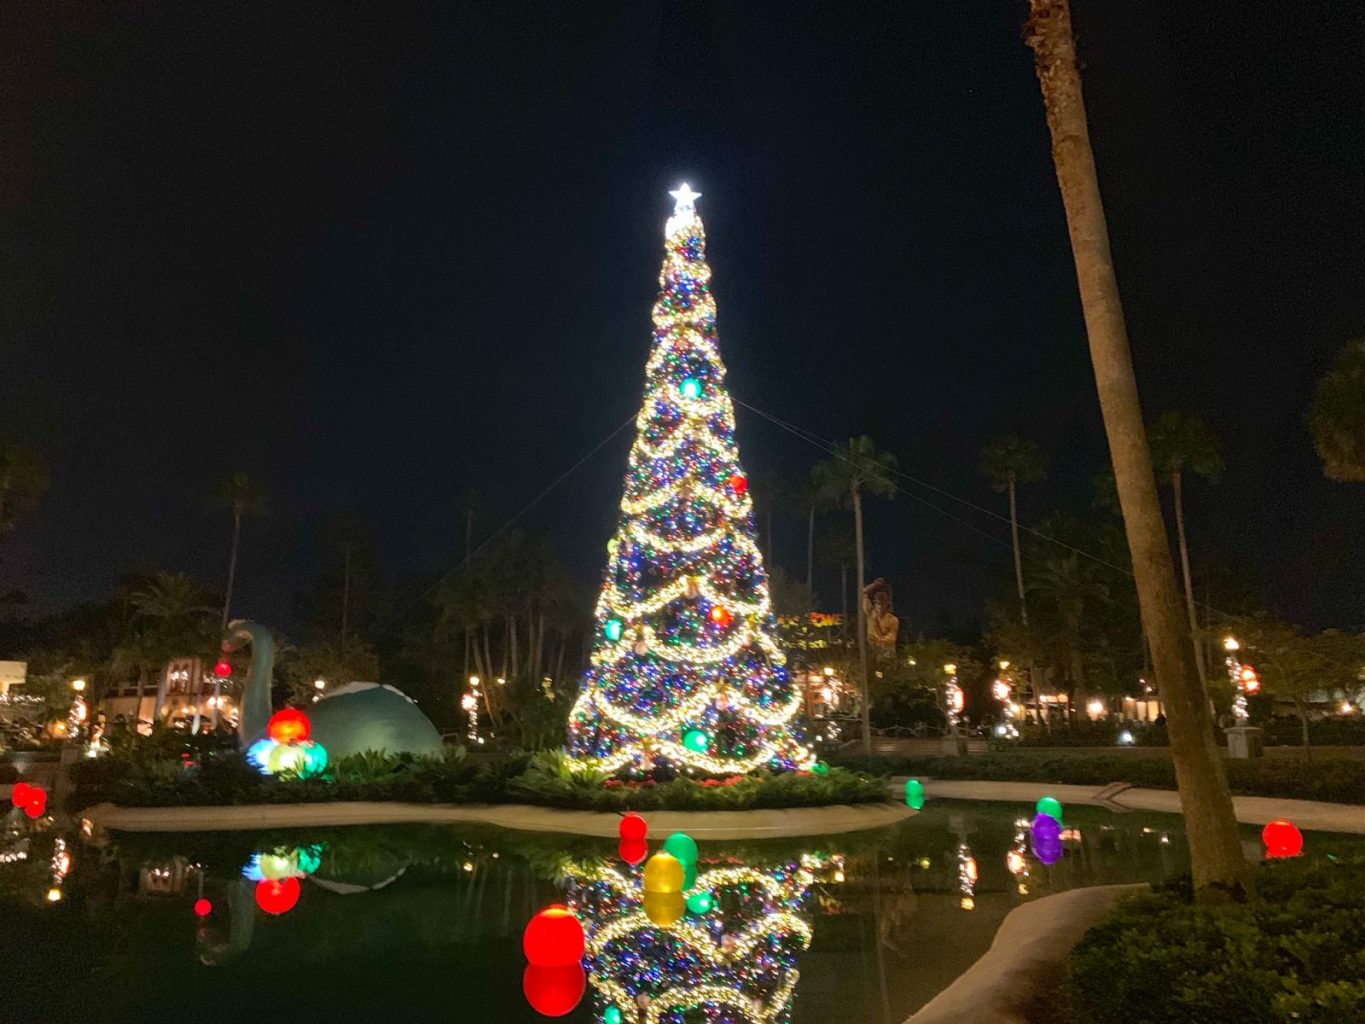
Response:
[[3, 801, 1357, 1024]]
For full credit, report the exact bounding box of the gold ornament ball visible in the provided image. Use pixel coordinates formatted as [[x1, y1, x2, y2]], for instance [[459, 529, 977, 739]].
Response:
[[643, 851, 685, 893], [642, 890, 686, 926]]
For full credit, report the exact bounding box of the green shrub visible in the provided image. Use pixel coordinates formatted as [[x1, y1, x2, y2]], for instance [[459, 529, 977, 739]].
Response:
[[69, 741, 887, 812], [829, 753, 1365, 805], [1068, 857, 1365, 1024]]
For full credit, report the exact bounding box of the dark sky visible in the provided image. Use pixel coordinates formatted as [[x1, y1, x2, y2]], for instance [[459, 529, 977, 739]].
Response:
[[3, 1, 1363, 636]]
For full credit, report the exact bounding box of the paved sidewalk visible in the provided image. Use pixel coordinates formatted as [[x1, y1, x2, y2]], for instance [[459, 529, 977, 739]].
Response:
[[904, 883, 1147, 1024], [81, 799, 913, 839]]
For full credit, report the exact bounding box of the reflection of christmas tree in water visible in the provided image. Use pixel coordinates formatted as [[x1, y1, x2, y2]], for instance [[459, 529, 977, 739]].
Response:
[[566, 185, 810, 776], [564, 849, 840, 1024]]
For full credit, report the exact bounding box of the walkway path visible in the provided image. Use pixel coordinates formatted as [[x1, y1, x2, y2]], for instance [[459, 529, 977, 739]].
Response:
[[79, 799, 913, 839], [904, 779, 1365, 834]]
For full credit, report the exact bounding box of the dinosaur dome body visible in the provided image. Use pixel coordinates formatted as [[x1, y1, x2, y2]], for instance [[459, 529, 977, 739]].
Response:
[[307, 682, 443, 761]]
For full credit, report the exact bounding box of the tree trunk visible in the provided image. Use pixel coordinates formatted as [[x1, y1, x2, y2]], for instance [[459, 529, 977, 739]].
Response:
[[1027, 0, 1248, 894], [1294, 697, 1312, 763], [1170, 471, 1208, 686], [1010, 478, 1043, 720], [221, 507, 242, 629], [806, 505, 816, 592], [840, 564, 849, 636], [853, 486, 872, 755]]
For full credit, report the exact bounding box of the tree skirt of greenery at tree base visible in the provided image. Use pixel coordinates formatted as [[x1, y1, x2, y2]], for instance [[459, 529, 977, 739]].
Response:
[[829, 753, 1365, 806], [1065, 857, 1365, 1024], [68, 749, 887, 811]]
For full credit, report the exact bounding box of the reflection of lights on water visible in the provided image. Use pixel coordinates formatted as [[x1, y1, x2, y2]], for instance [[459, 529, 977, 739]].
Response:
[[1006, 850, 1027, 875], [561, 847, 840, 1022], [46, 888, 63, 902], [959, 897, 975, 911]]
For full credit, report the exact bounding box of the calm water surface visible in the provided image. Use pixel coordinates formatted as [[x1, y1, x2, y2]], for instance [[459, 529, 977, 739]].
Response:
[[4, 801, 1355, 1024]]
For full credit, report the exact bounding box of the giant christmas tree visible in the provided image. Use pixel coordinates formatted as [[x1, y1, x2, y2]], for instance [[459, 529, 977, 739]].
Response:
[[566, 185, 811, 776]]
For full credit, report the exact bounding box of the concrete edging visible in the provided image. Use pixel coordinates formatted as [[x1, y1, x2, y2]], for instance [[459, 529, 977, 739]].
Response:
[[901, 779, 1365, 834], [905, 883, 1147, 1024], [79, 799, 914, 839]]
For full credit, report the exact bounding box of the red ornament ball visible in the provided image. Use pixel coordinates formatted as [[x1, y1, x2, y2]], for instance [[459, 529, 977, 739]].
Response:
[[1262, 818, 1304, 859], [728, 473, 748, 497], [708, 605, 733, 628], [522, 964, 586, 1018], [619, 812, 647, 842], [22, 786, 47, 819], [619, 837, 649, 866], [11, 781, 32, 807], [254, 876, 301, 915], [193, 898, 213, 917], [522, 905, 585, 967], [213, 658, 233, 678], [267, 707, 311, 744]]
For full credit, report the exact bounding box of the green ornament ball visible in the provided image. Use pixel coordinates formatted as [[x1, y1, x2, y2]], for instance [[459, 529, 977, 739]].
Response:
[[904, 778, 926, 810], [682, 728, 710, 753], [680, 377, 703, 400], [811, 761, 829, 775], [663, 832, 699, 867], [604, 617, 624, 642], [682, 860, 697, 892], [686, 890, 714, 915], [1036, 795, 1064, 823], [604, 1007, 624, 1024], [299, 740, 328, 779]]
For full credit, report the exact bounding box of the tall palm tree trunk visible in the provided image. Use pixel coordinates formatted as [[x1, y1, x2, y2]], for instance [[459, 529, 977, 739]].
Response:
[[1170, 472, 1207, 684], [221, 507, 242, 629], [1027, 0, 1247, 893], [852, 486, 872, 754], [806, 505, 815, 592], [1008, 479, 1043, 720]]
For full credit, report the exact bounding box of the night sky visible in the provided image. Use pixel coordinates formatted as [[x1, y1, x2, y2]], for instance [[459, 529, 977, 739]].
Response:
[[3, 2, 1363, 635]]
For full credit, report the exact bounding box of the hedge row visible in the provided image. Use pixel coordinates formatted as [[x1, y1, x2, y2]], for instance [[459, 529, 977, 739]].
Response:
[[1067, 857, 1365, 1023], [829, 752, 1365, 806], [69, 748, 888, 812]]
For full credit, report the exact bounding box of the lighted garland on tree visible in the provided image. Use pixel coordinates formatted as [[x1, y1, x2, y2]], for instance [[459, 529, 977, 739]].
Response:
[[566, 185, 811, 776], [563, 849, 837, 1024]]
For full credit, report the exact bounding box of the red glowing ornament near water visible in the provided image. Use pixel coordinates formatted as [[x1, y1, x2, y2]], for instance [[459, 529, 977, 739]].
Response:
[[193, 898, 213, 917], [728, 473, 748, 497], [213, 658, 233, 678], [522, 964, 586, 1018], [709, 605, 733, 628], [522, 905, 585, 967], [254, 876, 301, 915], [619, 812, 647, 842], [267, 707, 311, 744], [1261, 818, 1303, 859], [619, 838, 648, 866]]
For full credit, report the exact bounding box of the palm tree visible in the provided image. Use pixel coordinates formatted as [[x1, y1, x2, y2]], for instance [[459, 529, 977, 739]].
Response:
[[1026, 0, 1248, 893], [0, 440, 49, 553], [1148, 412, 1223, 686], [123, 571, 217, 719], [1308, 337, 1365, 482], [812, 437, 896, 754], [979, 436, 1046, 628], [215, 472, 267, 628], [1027, 553, 1110, 717]]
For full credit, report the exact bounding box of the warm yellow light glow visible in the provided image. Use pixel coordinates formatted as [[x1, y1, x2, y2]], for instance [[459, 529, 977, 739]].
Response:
[[943, 663, 957, 675], [70, 678, 86, 692], [1223, 636, 1240, 652], [998, 660, 1010, 670], [313, 678, 326, 690], [46, 888, 63, 902], [823, 666, 835, 677]]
